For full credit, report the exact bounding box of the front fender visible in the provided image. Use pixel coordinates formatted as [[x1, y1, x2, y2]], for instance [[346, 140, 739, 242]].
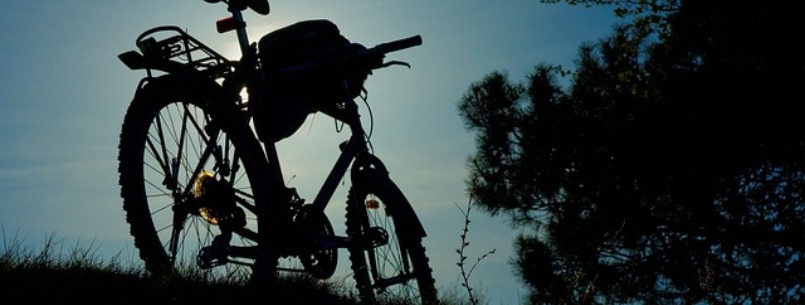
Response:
[[351, 154, 428, 239]]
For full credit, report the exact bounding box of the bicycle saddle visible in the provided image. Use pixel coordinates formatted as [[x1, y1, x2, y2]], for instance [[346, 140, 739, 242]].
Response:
[[204, 0, 270, 15]]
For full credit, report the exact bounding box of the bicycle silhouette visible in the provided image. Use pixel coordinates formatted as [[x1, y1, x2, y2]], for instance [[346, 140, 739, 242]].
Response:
[[116, 1, 437, 304]]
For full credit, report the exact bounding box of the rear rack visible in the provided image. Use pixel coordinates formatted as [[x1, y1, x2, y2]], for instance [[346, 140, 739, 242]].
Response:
[[126, 26, 234, 79]]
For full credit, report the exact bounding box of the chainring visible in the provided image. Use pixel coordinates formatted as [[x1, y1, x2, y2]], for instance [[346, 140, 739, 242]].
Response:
[[294, 205, 338, 279]]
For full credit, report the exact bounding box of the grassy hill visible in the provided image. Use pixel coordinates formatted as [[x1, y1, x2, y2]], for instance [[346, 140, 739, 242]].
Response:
[[0, 200, 495, 305], [0, 238, 362, 304], [0, 233, 483, 305]]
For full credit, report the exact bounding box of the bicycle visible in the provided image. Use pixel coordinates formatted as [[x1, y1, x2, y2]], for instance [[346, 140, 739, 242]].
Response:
[[116, 0, 437, 304]]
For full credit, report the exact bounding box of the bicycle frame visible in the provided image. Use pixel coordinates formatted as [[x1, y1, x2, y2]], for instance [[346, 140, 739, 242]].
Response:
[[216, 0, 427, 251]]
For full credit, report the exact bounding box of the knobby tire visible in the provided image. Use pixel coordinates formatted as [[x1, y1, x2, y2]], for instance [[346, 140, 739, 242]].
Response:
[[345, 177, 439, 305]]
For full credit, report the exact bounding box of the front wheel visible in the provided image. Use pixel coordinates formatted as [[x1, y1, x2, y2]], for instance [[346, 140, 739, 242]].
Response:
[[345, 178, 439, 305]]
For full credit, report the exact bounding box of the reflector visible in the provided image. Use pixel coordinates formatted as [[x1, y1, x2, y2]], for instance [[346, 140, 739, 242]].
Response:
[[216, 17, 237, 33]]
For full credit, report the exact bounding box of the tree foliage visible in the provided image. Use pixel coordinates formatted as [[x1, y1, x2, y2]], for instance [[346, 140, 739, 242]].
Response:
[[458, 1, 805, 304]]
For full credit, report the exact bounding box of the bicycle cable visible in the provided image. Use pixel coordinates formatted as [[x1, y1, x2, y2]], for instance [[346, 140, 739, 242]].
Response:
[[331, 91, 375, 154], [360, 91, 376, 154]]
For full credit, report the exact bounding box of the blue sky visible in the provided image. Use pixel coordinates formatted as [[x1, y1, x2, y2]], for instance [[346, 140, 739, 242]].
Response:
[[0, 1, 619, 304]]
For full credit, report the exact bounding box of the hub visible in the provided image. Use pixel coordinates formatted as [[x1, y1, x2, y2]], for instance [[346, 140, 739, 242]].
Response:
[[193, 170, 246, 229]]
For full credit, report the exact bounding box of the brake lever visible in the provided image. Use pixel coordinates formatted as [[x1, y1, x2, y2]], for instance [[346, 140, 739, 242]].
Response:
[[381, 60, 411, 69]]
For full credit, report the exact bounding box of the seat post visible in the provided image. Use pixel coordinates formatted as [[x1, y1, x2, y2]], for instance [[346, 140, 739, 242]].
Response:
[[229, 8, 251, 57]]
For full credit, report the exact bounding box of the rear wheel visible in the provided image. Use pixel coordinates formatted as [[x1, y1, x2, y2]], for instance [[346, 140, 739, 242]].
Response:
[[345, 178, 439, 305], [118, 77, 273, 283]]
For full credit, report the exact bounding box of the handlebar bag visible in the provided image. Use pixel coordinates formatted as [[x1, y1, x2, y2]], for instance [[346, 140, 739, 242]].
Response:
[[254, 19, 368, 142]]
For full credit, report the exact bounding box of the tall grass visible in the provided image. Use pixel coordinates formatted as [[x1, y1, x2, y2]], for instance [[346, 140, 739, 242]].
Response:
[[0, 200, 495, 305], [0, 231, 355, 304]]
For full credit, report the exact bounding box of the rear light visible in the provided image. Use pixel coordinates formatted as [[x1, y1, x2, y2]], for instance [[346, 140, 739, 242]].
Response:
[[216, 17, 241, 33]]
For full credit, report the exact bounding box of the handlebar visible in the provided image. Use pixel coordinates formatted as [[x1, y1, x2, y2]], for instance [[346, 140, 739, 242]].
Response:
[[351, 35, 423, 71], [267, 35, 423, 77], [372, 35, 423, 56]]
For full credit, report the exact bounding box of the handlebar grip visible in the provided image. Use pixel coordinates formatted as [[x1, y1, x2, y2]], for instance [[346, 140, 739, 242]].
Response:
[[374, 35, 423, 55]]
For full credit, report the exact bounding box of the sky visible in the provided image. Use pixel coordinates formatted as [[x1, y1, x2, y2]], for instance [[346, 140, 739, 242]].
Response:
[[0, 1, 620, 304]]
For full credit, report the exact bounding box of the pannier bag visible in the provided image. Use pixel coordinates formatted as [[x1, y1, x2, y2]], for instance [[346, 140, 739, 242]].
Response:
[[254, 19, 369, 143]]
